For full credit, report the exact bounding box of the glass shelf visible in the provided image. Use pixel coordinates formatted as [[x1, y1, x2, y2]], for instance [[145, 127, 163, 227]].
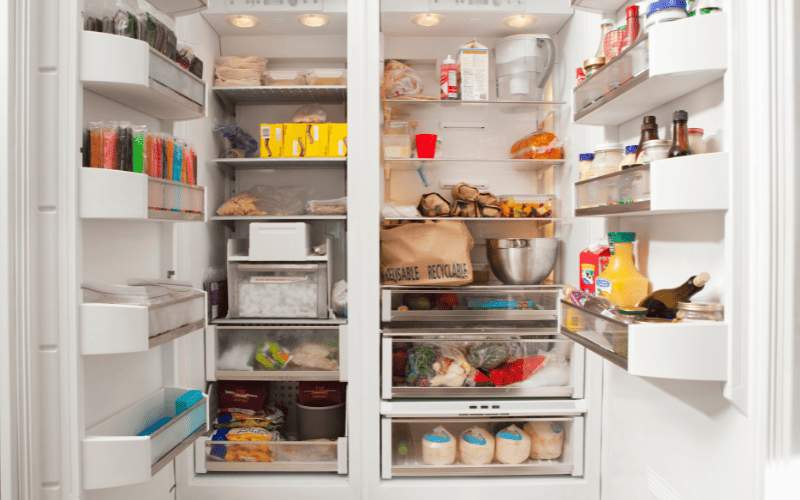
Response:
[[210, 157, 347, 176], [384, 158, 565, 172], [213, 86, 346, 106]]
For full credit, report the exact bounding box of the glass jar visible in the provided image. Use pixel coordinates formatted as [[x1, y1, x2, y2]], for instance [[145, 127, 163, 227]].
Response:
[[638, 139, 672, 164], [619, 145, 639, 169], [688, 128, 706, 154], [646, 1, 689, 32], [584, 57, 605, 79], [590, 143, 625, 177], [579, 153, 595, 181], [676, 301, 724, 322], [618, 306, 647, 324]]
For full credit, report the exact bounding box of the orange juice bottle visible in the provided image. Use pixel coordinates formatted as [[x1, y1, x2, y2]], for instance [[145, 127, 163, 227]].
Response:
[[595, 232, 649, 307]]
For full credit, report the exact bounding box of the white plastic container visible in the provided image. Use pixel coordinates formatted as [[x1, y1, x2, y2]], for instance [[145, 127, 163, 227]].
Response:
[[645, 1, 689, 31], [638, 139, 672, 164], [383, 135, 413, 159], [306, 69, 347, 85], [249, 222, 310, 261], [688, 128, 707, 154], [263, 71, 307, 86]]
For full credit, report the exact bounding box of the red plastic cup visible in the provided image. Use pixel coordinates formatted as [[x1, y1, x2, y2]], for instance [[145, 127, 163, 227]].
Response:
[[415, 134, 437, 159]]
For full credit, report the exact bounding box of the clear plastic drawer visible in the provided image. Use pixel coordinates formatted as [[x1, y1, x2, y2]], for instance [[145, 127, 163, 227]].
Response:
[[228, 263, 328, 319]]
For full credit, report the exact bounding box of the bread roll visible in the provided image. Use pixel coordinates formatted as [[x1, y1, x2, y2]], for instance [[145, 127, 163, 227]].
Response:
[[459, 427, 494, 465], [494, 425, 531, 465], [524, 421, 564, 460], [421, 426, 456, 466]]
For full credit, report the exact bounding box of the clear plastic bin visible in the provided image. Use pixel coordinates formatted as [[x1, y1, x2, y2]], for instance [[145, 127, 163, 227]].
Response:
[[383, 135, 413, 159], [306, 69, 347, 86], [263, 71, 308, 86], [228, 263, 328, 319], [498, 195, 554, 218], [575, 165, 651, 211]]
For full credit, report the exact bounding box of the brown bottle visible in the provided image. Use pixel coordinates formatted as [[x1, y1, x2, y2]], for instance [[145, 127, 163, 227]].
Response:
[[638, 273, 710, 319], [668, 110, 694, 158], [633, 116, 659, 165]]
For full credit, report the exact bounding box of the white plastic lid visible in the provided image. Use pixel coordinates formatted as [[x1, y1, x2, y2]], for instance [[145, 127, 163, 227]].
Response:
[[308, 69, 345, 77], [444, 55, 455, 64], [267, 70, 301, 79], [601, 18, 615, 26], [595, 142, 624, 152]]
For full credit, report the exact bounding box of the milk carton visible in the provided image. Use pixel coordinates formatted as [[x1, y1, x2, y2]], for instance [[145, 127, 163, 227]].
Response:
[[457, 38, 489, 101], [579, 240, 611, 294]]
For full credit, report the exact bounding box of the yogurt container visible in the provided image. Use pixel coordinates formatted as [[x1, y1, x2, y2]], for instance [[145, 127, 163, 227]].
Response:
[[646, 0, 689, 31]]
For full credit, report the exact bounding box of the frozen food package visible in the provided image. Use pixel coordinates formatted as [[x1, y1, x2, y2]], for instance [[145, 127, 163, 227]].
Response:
[[510, 131, 564, 160], [495, 424, 531, 465], [214, 408, 284, 430], [114, 0, 140, 38], [215, 56, 267, 71], [430, 344, 472, 387], [131, 125, 146, 174], [459, 427, 495, 465], [524, 421, 564, 460], [212, 427, 281, 442], [216, 185, 313, 216], [306, 197, 347, 215], [291, 341, 339, 371], [255, 340, 292, 371], [383, 60, 424, 98], [81, 281, 151, 305], [102, 123, 118, 169], [292, 103, 328, 123], [422, 426, 457, 465], [451, 182, 480, 202], [466, 343, 508, 371], [215, 67, 263, 82], [213, 123, 259, 158], [417, 193, 451, 217]]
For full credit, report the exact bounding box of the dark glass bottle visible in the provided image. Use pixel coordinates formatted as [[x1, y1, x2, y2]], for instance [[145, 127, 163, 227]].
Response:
[[668, 110, 694, 157], [634, 116, 659, 164], [638, 273, 710, 319]]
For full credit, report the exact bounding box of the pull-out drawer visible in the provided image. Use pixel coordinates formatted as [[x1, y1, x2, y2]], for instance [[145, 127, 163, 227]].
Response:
[[381, 415, 583, 479], [206, 325, 348, 382], [382, 332, 584, 399]]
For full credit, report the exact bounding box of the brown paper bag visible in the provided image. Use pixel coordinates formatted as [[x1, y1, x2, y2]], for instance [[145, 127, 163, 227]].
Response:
[[450, 200, 479, 217], [477, 192, 499, 206], [381, 220, 474, 286], [417, 193, 451, 217], [451, 182, 480, 201], [480, 205, 502, 218]]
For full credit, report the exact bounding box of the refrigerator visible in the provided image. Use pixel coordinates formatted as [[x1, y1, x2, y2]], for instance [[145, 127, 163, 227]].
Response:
[[2, 0, 785, 499]]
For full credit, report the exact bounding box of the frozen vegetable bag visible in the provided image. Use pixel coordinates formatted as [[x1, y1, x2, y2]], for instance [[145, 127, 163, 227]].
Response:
[[380, 220, 474, 286]]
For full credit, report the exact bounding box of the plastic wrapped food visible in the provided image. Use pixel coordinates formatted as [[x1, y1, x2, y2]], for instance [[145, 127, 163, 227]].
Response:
[[495, 425, 531, 464], [405, 345, 438, 387], [524, 421, 564, 460], [450, 200, 479, 218], [215, 56, 267, 71], [430, 344, 472, 387], [292, 103, 328, 123], [254, 340, 292, 370], [213, 123, 258, 158], [422, 426, 456, 465], [306, 197, 347, 215], [214, 408, 282, 430], [212, 427, 281, 442], [509, 351, 571, 388], [238, 282, 318, 318], [307, 69, 347, 85], [417, 193, 451, 217], [383, 60, 424, 98], [466, 343, 508, 371], [499, 196, 553, 218], [459, 427, 495, 465], [216, 185, 313, 216], [291, 341, 339, 371], [510, 131, 563, 160]]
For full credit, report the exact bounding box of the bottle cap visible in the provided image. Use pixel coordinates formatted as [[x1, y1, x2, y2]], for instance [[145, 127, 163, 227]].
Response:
[[608, 231, 636, 243], [677, 301, 724, 312], [692, 272, 710, 287], [626, 5, 640, 16], [600, 18, 615, 26], [619, 306, 647, 316], [625, 145, 639, 154], [643, 115, 657, 125], [579, 153, 595, 161], [444, 55, 455, 64], [688, 128, 704, 134], [648, 0, 688, 17], [584, 57, 606, 68], [673, 110, 689, 122]]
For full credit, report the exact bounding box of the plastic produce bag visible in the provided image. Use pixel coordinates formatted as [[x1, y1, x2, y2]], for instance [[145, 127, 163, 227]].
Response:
[[306, 197, 347, 215], [430, 344, 472, 387], [381, 202, 421, 218], [331, 280, 347, 317], [510, 131, 564, 160], [466, 343, 508, 371], [383, 60, 424, 98], [509, 350, 571, 388], [216, 185, 313, 216], [213, 123, 258, 158], [292, 103, 328, 123], [405, 345, 439, 387]]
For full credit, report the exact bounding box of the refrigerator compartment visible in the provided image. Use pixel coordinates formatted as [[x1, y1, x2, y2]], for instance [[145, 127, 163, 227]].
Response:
[[82, 387, 208, 490], [81, 31, 206, 120], [574, 14, 728, 125], [227, 262, 329, 319], [560, 300, 729, 381], [263, 70, 308, 86], [201, 437, 348, 472], [307, 69, 348, 85], [574, 153, 729, 217], [381, 286, 560, 323], [80, 168, 206, 222], [80, 289, 206, 355], [206, 325, 348, 382], [382, 335, 581, 399], [381, 416, 582, 479]]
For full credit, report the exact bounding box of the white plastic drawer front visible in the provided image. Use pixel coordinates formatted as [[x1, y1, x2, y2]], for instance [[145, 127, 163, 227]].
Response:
[[203, 437, 347, 473]]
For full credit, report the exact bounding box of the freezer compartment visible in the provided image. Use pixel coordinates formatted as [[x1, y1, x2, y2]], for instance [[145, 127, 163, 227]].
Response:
[[382, 336, 579, 399], [201, 437, 347, 472], [83, 387, 208, 490], [207, 325, 347, 382], [228, 262, 329, 319], [381, 286, 560, 323], [80, 289, 206, 355], [381, 416, 582, 479]]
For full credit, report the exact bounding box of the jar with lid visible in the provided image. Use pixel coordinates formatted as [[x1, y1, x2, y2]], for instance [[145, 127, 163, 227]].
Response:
[[590, 143, 625, 177], [584, 57, 605, 79], [619, 145, 639, 169], [688, 128, 706, 154], [646, 0, 689, 32], [638, 139, 672, 164], [676, 301, 724, 322], [579, 153, 595, 181], [618, 306, 647, 324]]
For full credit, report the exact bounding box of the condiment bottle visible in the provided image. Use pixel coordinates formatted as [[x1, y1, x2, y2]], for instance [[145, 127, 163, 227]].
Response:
[[668, 110, 694, 158], [595, 232, 650, 308], [576, 67, 586, 85], [634, 116, 659, 164], [584, 57, 605, 79], [578, 153, 595, 181], [688, 128, 706, 154], [595, 19, 615, 59], [440, 55, 458, 100], [619, 145, 639, 170], [639, 273, 710, 319], [624, 5, 641, 47]]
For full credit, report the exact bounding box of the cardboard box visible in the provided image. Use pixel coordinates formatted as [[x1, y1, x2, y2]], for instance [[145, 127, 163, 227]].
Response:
[[580, 243, 611, 294], [306, 123, 329, 157], [259, 124, 283, 158], [283, 123, 307, 157], [218, 381, 269, 412], [457, 39, 489, 101], [328, 123, 347, 157], [298, 381, 344, 406]]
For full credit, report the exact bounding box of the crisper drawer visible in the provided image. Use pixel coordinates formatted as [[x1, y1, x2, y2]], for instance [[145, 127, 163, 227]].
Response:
[[228, 263, 328, 319], [382, 286, 560, 323], [206, 325, 348, 382], [382, 333, 583, 399], [199, 436, 348, 473], [381, 415, 583, 479]]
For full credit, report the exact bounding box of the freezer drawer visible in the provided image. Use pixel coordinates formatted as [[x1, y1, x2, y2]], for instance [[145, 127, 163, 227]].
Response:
[[381, 416, 583, 479], [206, 325, 347, 382], [228, 262, 328, 319], [381, 285, 560, 324], [382, 335, 583, 399]]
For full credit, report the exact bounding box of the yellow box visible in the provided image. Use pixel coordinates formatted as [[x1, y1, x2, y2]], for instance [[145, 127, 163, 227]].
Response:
[[260, 124, 283, 158], [328, 123, 347, 157], [282, 123, 307, 157], [305, 124, 329, 157]]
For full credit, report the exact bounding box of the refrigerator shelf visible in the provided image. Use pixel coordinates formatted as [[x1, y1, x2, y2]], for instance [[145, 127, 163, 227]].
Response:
[[80, 290, 207, 355], [212, 318, 346, 326], [200, 437, 348, 473], [560, 300, 729, 381], [210, 157, 347, 177], [80, 168, 206, 222], [384, 158, 565, 172], [569, 0, 627, 14], [574, 153, 729, 217], [212, 85, 347, 109], [81, 31, 206, 120], [82, 387, 208, 490], [573, 14, 728, 125]]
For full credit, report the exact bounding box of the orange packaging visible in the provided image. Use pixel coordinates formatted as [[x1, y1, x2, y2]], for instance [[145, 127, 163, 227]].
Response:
[[595, 232, 649, 307], [510, 131, 563, 160]]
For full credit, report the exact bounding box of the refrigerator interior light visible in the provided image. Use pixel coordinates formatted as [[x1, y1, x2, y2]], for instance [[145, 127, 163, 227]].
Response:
[[411, 13, 445, 27], [297, 13, 331, 27], [226, 14, 261, 28], [503, 14, 536, 28]]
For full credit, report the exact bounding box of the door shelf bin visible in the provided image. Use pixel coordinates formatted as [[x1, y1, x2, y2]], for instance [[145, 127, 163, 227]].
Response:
[[381, 416, 582, 479], [381, 286, 561, 323], [206, 325, 348, 382], [80, 168, 206, 222], [200, 436, 348, 473], [560, 300, 729, 381], [382, 334, 582, 399], [80, 290, 206, 355], [82, 387, 208, 490]]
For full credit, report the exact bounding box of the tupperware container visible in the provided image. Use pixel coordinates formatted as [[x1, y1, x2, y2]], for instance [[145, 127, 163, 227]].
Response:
[[306, 69, 347, 85], [263, 71, 307, 86], [646, 0, 689, 31], [499, 195, 555, 218], [383, 135, 413, 159]]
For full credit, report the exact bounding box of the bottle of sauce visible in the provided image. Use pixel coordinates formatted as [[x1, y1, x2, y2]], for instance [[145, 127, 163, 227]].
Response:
[[668, 110, 694, 157], [639, 273, 710, 319], [595, 19, 615, 59], [440, 55, 458, 100], [619, 145, 639, 170], [634, 116, 659, 164], [595, 232, 650, 307], [624, 5, 641, 48]]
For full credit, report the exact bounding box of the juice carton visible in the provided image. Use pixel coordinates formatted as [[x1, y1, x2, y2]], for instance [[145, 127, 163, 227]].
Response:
[[305, 123, 329, 157], [328, 123, 347, 157], [579, 240, 611, 295], [260, 124, 283, 158], [283, 123, 307, 157], [457, 38, 489, 101]]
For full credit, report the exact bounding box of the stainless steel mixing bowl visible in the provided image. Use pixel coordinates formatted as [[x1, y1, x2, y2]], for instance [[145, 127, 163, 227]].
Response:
[[486, 238, 559, 285]]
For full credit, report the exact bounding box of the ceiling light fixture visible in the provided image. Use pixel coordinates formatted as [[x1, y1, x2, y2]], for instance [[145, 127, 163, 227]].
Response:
[[411, 13, 444, 27], [297, 13, 331, 27], [226, 14, 261, 28], [503, 14, 536, 28]]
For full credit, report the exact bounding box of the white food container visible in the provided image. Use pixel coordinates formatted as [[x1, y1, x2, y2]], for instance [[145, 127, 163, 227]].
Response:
[[306, 69, 347, 85], [645, 1, 689, 31], [228, 262, 328, 319], [249, 222, 310, 261], [263, 70, 307, 86]]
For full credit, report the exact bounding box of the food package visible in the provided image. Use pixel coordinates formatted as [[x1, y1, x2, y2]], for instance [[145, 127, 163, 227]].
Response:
[[495, 424, 531, 465], [417, 193, 451, 217], [421, 426, 457, 466], [215, 67, 262, 82], [291, 341, 339, 371], [450, 200, 479, 218], [383, 60, 424, 98], [487, 355, 547, 387], [216, 185, 312, 216], [214, 56, 266, 87], [283, 123, 307, 157], [405, 345, 438, 387], [451, 182, 480, 201], [214, 123, 258, 158], [479, 205, 502, 218], [457, 39, 489, 101], [509, 351, 571, 388], [328, 124, 347, 157], [510, 131, 563, 160], [214, 408, 284, 430], [212, 427, 281, 442], [306, 68, 347, 86], [524, 421, 564, 460], [466, 343, 508, 371], [305, 124, 330, 156], [298, 381, 344, 406], [260, 124, 283, 158], [218, 381, 269, 412], [306, 197, 347, 215], [214, 77, 262, 87], [430, 344, 472, 387], [238, 281, 319, 318], [292, 103, 328, 123], [254, 340, 291, 371], [459, 427, 495, 465], [215, 56, 267, 71], [477, 192, 499, 206]]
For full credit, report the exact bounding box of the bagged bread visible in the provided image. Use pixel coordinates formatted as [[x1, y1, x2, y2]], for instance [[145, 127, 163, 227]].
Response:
[[495, 424, 531, 464], [215, 67, 263, 81], [383, 60, 424, 98], [216, 56, 267, 71], [524, 421, 564, 460], [417, 193, 451, 217], [459, 427, 495, 465], [450, 200, 479, 218], [292, 103, 328, 123], [510, 131, 563, 160], [451, 182, 480, 201], [422, 426, 457, 465]]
